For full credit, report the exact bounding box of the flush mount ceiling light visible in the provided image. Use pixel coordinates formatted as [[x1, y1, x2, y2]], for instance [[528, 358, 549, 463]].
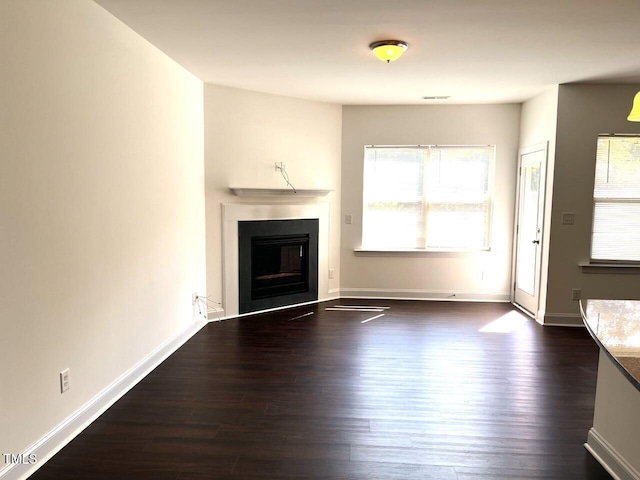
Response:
[[628, 91, 640, 122], [369, 40, 408, 63]]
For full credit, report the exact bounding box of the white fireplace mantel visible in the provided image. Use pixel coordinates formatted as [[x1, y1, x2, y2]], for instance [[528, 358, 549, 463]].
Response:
[[229, 188, 332, 197], [222, 202, 330, 317]]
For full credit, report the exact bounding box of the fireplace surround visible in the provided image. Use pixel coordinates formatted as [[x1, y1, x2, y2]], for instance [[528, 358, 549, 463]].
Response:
[[222, 202, 330, 317], [238, 219, 319, 314]]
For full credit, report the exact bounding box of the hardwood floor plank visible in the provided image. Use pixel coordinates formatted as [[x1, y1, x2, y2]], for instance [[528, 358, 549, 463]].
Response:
[[230, 458, 459, 480], [29, 300, 613, 479]]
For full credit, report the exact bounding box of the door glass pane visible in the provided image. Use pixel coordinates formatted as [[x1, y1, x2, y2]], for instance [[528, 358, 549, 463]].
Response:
[[516, 164, 540, 296]]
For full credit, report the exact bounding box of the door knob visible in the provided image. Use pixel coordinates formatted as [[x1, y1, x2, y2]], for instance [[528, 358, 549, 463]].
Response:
[[532, 239, 540, 244]]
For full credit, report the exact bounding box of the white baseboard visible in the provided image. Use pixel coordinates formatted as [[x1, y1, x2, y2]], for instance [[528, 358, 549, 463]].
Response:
[[206, 307, 226, 322], [340, 288, 511, 303], [585, 428, 640, 480], [542, 313, 584, 327], [0, 319, 209, 480]]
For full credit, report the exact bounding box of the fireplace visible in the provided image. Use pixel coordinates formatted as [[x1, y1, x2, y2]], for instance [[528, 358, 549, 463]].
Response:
[[238, 219, 318, 314]]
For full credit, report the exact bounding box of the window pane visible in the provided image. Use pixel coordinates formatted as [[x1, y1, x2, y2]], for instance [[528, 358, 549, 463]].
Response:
[[362, 146, 493, 250], [594, 138, 640, 199], [426, 148, 490, 203], [363, 148, 424, 249], [426, 202, 488, 248], [591, 136, 640, 262], [592, 202, 640, 262], [593, 137, 640, 198], [362, 148, 425, 249], [362, 202, 423, 249], [364, 148, 423, 203], [425, 148, 491, 249]]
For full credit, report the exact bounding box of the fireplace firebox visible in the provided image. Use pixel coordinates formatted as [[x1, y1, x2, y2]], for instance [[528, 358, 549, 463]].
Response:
[[238, 219, 318, 314]]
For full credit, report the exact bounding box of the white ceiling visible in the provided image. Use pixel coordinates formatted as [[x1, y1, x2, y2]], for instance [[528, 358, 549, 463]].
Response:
[[94, 0, 640, 105]]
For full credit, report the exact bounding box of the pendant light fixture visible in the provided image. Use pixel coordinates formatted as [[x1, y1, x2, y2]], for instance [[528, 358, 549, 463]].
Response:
[[628, 92, 640, 122], [369, 40, 408, 63]]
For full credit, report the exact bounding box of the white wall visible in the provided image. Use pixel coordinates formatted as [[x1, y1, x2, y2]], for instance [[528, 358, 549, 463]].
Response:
[[341, 105, 521, 301], [204, 84, 342, 310], [518, 87, 559, 319], [544, 84, 640, 322], [0, 0, 205, 462]]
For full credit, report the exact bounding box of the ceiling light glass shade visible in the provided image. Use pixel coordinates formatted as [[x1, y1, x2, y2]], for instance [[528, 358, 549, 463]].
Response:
[[369, 40, 408, 63], [628, 91, 640, 122]]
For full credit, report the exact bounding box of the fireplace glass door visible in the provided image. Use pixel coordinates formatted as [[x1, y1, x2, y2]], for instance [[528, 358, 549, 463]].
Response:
[[251, 235, 309, 300]]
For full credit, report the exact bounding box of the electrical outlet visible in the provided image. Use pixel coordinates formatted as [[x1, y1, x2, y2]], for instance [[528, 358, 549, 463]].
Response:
[[275, 162, 286, 171], [572, 288, 581, 301], [329, 268, 334, 279], [60, 369, 70, 393], [345, 214, 353, 225], [192, 292, 198, 305]]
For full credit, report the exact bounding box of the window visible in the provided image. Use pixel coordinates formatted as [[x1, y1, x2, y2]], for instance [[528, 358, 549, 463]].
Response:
[[591, 135, 640, 262], [362, 145, 494, 250]]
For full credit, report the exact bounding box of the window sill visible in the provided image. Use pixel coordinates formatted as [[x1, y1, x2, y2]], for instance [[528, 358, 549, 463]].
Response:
[[354, 248, 490, 257], [580, 263, 640, 274]]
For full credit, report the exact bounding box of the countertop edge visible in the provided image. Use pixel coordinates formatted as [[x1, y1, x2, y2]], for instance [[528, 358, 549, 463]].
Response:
[[580, 300, 640, 392]]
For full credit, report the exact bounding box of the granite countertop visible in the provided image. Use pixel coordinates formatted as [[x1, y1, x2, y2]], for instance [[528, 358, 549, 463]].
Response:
[[580, 299, 640, 391]]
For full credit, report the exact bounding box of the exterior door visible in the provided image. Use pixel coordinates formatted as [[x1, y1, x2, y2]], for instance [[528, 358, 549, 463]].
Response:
[[513, 143, 547, 316]]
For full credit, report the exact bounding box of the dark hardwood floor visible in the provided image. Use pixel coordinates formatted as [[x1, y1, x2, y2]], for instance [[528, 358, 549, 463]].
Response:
[[31, 300, 613, 479]]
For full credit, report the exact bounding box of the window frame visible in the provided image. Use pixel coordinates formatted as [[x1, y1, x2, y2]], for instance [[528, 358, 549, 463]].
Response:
[[590, 134, 640, 265], [361, 144, 496, 252]]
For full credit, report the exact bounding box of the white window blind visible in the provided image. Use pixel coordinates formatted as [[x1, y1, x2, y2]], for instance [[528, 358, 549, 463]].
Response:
[[591, 135, 640, 262], [362, 145, 494, 250]]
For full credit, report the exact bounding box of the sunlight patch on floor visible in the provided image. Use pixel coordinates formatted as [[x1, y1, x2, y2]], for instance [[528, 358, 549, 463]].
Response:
[[479, 310, 529, 333]]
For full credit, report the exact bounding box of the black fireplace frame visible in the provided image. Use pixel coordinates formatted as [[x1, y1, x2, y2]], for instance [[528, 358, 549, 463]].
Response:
[[238, 219, 319, 314]]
